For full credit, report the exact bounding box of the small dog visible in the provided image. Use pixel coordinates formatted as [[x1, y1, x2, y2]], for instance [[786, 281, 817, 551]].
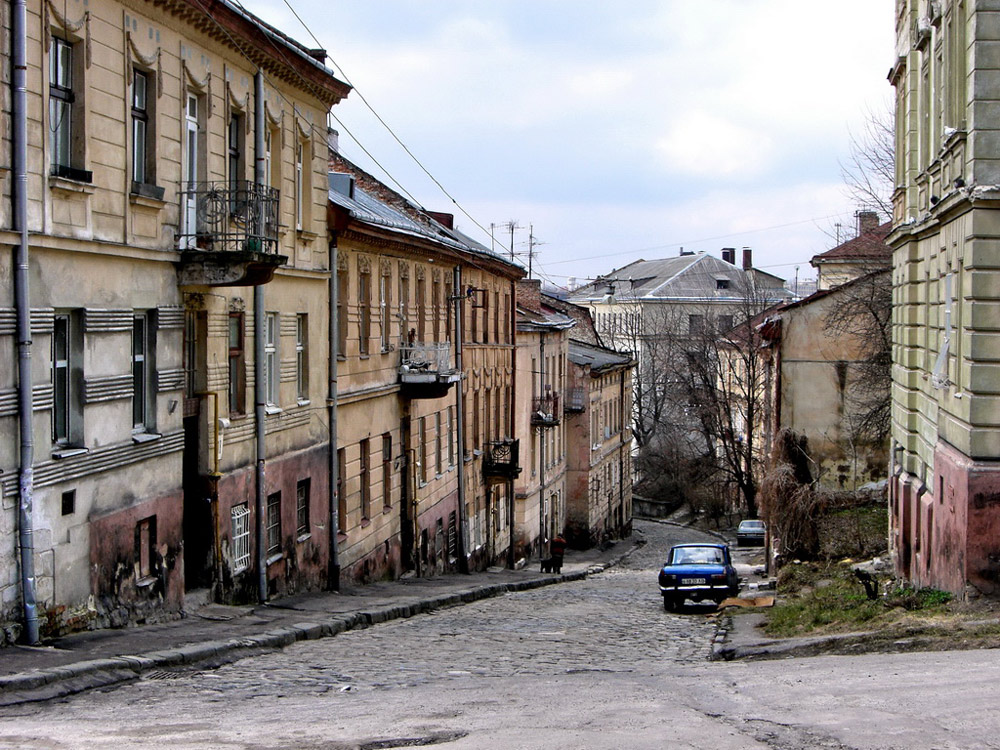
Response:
[[540, 557, 562, 574]]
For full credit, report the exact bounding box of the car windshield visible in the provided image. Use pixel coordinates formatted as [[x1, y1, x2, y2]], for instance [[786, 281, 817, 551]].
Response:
[[741, 521, 764, 530], [670, 546, 724, 565]]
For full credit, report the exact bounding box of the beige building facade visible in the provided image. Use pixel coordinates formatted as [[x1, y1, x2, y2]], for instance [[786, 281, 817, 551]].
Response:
[[0, 0, 348, 640], [889, 0, 1000, 596]]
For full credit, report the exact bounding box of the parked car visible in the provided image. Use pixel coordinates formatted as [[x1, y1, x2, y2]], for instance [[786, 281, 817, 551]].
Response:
[[658, 543, 739, 611], [736, 519, 766, 546]]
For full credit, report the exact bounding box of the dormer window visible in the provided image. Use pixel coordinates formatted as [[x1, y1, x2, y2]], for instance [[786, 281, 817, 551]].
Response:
[[716, 278, 730, 290]]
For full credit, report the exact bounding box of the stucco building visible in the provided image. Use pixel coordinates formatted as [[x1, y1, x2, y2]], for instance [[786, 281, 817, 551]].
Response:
[[328, 148, 523, 580], [888, 0, 1000, 596], [565, 339, 634, 547], [0, 0, 348, 641]]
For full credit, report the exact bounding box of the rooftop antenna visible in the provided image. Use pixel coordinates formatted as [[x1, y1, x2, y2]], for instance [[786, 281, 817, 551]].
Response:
[[504, 220, 519, 262]]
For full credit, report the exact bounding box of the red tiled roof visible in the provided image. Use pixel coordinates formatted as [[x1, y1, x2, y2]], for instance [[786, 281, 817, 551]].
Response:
[[811, 222, 891, 264]]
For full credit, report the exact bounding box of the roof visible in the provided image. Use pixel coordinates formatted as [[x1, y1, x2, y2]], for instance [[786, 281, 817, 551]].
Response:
[[328, 157, 524, 276], [567, 254, 790, 305], [568, 339, 634, 373], [166, 0, 350, 106], [811, 222, 891, 266], [516, 304, 575, 332]]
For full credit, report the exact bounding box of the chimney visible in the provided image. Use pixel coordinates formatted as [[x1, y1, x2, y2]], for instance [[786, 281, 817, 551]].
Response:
[[742, 247, 753, 270], [517, 278, 543, 314], [721, 247, 736, 265], [679, 247, 695, 256], [857, 210, 879, 235], [567, 276, 577, 291], [426, 211, 454, 229], [327, 127, 340, 155]]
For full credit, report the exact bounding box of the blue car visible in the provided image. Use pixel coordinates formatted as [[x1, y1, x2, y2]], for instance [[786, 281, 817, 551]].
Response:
[[658, 543, 740, 611]]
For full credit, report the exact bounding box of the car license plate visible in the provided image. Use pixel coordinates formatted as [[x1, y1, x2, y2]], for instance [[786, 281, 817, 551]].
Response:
[[681, 578, 706, 585]]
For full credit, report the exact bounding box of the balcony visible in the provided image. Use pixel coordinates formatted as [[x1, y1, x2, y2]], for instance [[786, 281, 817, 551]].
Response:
[[483, 439, 521, 483], [531, 392, 560, 428], [176, 181, 287, 287], [564, 386, 586, 413], [399, 341, 460, 399]]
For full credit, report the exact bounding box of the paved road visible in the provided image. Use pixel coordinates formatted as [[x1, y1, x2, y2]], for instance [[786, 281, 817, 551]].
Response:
[[1, 520, 997, 749]]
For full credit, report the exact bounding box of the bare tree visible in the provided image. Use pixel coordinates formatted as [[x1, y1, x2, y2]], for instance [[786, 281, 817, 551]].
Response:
[[840, 101, 895, 219], [675, 278, 781, 518], [823, 268, 892, 446]]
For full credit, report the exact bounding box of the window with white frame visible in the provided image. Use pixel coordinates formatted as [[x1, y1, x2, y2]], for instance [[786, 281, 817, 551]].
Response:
[[266, 491, 282, 556], [296, 479, 310, 537], [132, 312, 156, 432], [265, 312, 279, 406], [231, 503, 251, 573], [296, 313, 308, 402], [52, 311, 83, 446]]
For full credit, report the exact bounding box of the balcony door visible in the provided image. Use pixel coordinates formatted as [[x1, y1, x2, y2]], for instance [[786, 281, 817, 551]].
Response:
[[180, 93, 199, 248]]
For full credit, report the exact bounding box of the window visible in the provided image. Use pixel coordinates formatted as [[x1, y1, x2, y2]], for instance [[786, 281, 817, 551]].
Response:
[[132, 312, 156, 432], [688, 314, 704, 335], [432, 412, 441, 475], [337, 447, 347, 534], [358, 265, 371, 355], [360, 439, 371, 521], [379, 271, 391, 351], [266, 492, 281, 556], [419, 417, 428, 484], [265, 312, 278, 406], [296, 479, 310, 537], [294, 139, 311, 231], [228, 312, 245, 415], [52, 312, 80, 445], [445, 279, 452, 343], [231, 503, 251, 573], [715, 278, 730, 290], [337, 264, 348, 358], [399, 271, 410, 343], [416, 276, 426, 343], [61, 490, 75, 516], [295, 141, 304, 231], [131, 69, 154, 187], [448, 406, 456, 467], [296, 314, 308, 402], [382, 433, 392, 510], [228, 113, 245, 211], [718, 315, 733, 333], [179, 92, 203, 246], [432, 277, 441, 343], [49, 36, 89, 181], [184, 311, 198, 399], [136, 516, 156, 580]]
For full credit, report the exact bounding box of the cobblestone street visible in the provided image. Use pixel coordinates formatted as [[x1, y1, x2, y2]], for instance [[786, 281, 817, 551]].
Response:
[[4, 521, 1000, 749]]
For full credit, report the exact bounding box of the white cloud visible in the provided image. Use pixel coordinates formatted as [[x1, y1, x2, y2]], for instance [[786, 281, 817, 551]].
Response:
[[655, 112, 775, 178]]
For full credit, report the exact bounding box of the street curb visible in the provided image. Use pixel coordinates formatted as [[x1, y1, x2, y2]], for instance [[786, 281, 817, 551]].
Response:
[[0, 551, 631, 706]]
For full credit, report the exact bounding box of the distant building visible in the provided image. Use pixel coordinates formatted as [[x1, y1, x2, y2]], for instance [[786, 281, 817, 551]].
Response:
[[811, 211, 891, 291]]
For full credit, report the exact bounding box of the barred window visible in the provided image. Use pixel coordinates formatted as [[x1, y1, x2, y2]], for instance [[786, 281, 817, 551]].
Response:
[[231, 504, 251, 574]]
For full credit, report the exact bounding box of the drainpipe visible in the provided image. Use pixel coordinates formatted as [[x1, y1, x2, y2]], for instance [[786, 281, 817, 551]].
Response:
[[12, 0, 39, 645], [618, 367, 626, 536], [508, 279, 516, 569], [253, 71, 267, 603], [328, 240, 340, 590], [538, 331, 546, 559], [453, 266, 468, 573]]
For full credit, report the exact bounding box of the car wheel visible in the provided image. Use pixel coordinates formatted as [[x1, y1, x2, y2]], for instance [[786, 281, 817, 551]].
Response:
[[663, 596, 678, 612]]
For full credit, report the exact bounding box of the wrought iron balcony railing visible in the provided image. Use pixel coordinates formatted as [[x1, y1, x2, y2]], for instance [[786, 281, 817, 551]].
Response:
[[564, 386, 586, 413], [177, 180, 279, 254], [483, 439, 521, 481], [531, 392, 560, 427], [399, 341, 459, 387]]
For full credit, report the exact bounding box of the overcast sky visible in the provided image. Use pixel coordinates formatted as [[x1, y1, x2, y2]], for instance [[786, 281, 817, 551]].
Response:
[[246, 1, 895, 289]]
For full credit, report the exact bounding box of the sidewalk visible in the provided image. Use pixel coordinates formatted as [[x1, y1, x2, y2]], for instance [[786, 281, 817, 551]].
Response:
[[0, 542, 635, 706]]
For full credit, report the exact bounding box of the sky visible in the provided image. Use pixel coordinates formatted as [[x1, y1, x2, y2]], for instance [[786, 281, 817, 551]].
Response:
[[245, 1, 895, 289]]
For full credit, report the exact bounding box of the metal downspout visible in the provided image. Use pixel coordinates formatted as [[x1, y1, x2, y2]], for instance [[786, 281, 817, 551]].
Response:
[[508, 279, 516, 569], [12, 0, 39, 645], [453, 266, 468, 573], [328, 240, 340, 590], [253, 71, 267, 603], [538, 332, 546, 559]]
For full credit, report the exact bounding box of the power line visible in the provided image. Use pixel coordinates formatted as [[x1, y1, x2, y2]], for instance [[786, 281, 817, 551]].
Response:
[[272, 0, 496, 244]]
